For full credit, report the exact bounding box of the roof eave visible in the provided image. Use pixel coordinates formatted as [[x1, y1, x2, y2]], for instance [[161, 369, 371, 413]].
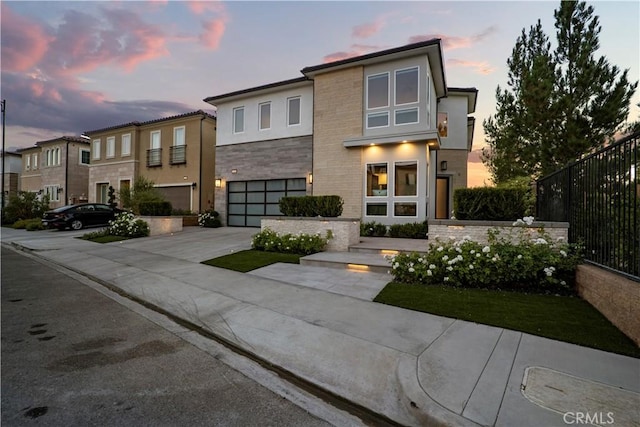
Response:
[[204, 77, 311, 106]]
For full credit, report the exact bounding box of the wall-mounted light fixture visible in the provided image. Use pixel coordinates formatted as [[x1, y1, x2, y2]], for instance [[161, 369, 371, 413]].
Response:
[[215, 178, 222, 188], [57, 187, 63, 193], [231, 168, 238, 174], [191, 182, 197, 189], [308, 173, 313, 185], [440, 161, 448, 171]]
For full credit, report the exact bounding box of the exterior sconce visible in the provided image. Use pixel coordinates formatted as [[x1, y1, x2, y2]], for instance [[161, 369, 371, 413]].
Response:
[[215, 178, 222, 188], [231, 169, 238, 174], [57, 187, 63, 193], [440, 161, 448, 171], [191, 182, 197, 189], [308, 173, 313, 185]]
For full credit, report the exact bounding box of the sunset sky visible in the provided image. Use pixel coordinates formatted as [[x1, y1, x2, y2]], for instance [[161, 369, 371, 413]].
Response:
[[2, 1, 638, 187]]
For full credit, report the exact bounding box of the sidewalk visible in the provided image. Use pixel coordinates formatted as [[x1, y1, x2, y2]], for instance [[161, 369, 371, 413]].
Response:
[[3, 227, 639, 426]]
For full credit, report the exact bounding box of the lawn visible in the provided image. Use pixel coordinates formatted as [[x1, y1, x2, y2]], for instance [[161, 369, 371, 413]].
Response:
[[201, 249, 302, 273], [86, 235, 130, 244], [374, 282, 640, 358]]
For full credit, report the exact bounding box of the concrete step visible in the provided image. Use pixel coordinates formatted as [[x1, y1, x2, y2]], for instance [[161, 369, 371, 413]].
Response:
[[349, 237, 430, 255], [300, 251, 392, 274]]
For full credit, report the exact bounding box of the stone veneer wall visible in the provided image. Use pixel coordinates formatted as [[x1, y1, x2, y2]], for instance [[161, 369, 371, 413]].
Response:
[[312, 67, 364, 219], [576, 265, 640, 346], [428, 220, 569, 244], [89, 161, 137, 203], [261, 217, 360, 252], [214, 136, 313, 225], [138, 216, 183, 236]]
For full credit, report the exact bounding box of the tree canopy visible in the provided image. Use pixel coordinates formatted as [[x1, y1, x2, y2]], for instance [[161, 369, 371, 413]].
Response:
[[482, 0, 637, 184]]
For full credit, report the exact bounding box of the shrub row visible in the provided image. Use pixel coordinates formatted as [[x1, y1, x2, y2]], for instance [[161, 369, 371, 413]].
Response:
[[139, 201, 173, 216], [279, 196, 343, 218], [360, 221, 428, 239], [453, 187, 529, 220], [251, 228, 332, 255], [13, 218, 46, 231]]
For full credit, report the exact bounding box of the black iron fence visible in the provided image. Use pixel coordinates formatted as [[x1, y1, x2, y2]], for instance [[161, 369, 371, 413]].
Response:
[[536, 131, 639, 280]]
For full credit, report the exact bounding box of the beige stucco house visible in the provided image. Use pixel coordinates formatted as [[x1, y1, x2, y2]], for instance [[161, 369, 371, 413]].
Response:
[[18, 136, 90, 208], [84, 110, 216, 212], [205, 39, 477, 226]]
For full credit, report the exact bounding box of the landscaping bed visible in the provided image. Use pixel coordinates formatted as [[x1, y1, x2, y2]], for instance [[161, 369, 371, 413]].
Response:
[[202, 250, 302, 273]]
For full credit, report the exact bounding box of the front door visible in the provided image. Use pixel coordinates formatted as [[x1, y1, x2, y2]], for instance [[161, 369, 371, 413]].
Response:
[[435, 176, 450, 219]]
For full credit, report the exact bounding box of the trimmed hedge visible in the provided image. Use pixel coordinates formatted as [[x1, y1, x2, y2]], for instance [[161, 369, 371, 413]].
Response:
[[139, 201, 173, 216], [389, 221, 429, 239], [279, 195, 343, 217], [453, 188, 528, 221]]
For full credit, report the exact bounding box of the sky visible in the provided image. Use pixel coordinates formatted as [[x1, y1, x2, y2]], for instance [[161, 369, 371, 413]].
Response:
[[2, 0, 639, 187]]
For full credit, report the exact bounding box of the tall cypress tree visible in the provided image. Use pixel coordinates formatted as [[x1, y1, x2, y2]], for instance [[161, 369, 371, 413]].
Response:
[[483, 0, 637, 183]]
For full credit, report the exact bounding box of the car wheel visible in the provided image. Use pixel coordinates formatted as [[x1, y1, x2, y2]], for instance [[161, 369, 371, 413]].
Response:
[[71, 219, 83, 230]]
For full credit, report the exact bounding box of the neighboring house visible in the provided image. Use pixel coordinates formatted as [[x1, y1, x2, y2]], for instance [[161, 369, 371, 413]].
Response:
[[84, 111, 216, 212], [1, 150, 22, 204], [204, 78, 313, 226], [205, 39, 477, 226], [18, 137, 90, 208]]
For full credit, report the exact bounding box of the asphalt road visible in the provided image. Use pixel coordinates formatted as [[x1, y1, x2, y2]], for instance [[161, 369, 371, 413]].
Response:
[[1, 246, 332, 427]]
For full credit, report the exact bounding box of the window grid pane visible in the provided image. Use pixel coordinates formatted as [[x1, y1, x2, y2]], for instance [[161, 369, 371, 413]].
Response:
[[367, 112, 389, 128], [395, 68, 419, 105], [395, 162, 418, 196], [367, 74, 389, 109]]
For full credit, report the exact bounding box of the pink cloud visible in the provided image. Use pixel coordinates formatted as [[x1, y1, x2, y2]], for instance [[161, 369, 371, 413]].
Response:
[[199, 18, 226, 50], [0, 4, 52, 72], [188, 0, 225, 15], [447, 58, 495, 75], [409, 26, 497, 50], [352, 18, 385, 39], [323, 44, 385, 63]]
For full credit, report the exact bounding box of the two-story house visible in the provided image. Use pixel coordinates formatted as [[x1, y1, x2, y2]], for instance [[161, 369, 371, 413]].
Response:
[[18, 136, 90, 208], [204, 78, 313, 226], [85, 111, 216, 212], [2, 150, 23, 204], [205, 39, 477, 226]]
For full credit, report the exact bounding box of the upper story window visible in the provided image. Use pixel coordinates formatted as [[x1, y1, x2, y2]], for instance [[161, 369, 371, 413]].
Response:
[[32, 153, 38, 170], [121, 134, 131, 156], [233, 107, 244, 134], [25, 155, 30, 170], [106, 137, 115, 158], [287, 97, 301, 126], [80, 149, 90, 165], [92, 139, 101, 160], [173, 126, 185, 145], [437, 112, 448, 138], [150, 130, 161, 149], [259, 102, 271, 130], [367, 73, 389, 109], [395, 67, 419, 105]]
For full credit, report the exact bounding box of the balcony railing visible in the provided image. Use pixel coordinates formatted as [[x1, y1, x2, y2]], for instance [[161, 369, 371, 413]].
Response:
[[147, 148, 162, 167], [170, 145, 186, 165]]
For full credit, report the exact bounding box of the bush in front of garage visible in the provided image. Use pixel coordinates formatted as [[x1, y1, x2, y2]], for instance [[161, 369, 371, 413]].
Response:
[[108, 212, 150, 238], [279, 195, 343, 217], [139, 201, 173, 216]]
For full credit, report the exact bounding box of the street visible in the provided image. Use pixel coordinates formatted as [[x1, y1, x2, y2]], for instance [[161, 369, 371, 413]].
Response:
[[1, 246, 332, 426]]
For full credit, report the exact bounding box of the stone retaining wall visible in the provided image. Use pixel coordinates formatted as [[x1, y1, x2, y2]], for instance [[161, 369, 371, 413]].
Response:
[[576, 264, 640, 346], [261, 217, 360, 252], [139, 216, 183, 236], [428, 220, 569, 244]]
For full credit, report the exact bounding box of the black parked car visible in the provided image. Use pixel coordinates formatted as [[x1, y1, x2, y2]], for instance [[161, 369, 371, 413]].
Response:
[[42, 203, 123, 230]]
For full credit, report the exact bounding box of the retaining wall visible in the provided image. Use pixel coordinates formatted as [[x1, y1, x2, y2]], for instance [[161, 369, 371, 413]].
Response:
[[428, 220, 569, 244], [261, 217, 360, 252], [139, 216, 183, 236]]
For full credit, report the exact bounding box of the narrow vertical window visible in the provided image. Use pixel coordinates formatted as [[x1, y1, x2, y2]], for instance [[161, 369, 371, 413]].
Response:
[[106, 137, 115, 158], [150, 131, 161, 149], [80, 149, 90, 165], [173, 127, 185, 145], [287, 97, 300, 126], [259, 102, 271, 130], [92, 140, 101, 160], [25, 155, 30, 170], [233, 107, 244, 133], [33, 153, 38, 169], [437, 112, 448, 138], [121, 134, 131, 156]]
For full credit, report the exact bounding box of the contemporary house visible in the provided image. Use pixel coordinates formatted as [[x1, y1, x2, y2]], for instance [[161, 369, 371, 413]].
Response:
[[84, 111, 216, 212], [18, 136, 90, 208], [205, 39, 477, 226]]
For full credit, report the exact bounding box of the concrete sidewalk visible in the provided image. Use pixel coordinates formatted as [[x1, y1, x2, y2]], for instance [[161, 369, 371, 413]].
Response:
[[2, 227, 639, 426]]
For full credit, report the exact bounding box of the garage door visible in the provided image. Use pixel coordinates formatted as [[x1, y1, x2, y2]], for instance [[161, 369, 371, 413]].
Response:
[[227, 178, 307, 227], [157, 185, 191, 212]]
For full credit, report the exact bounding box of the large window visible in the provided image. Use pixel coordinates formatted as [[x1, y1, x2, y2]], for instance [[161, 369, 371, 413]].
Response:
[[92, 139, 101, 160], [437, 112, 448, 138], [366, 163, 388, 197], [259, 102, 271, 130], [287, 97, 301, 126], [121, 134, 131, 156], [395, 67, 419, 105], [395, 161, 417, 196], [233, 107, 244, 133], [106, 137, 115, 158], [44, 185, 60, 202], [367, 73, 389, 109], [173, 126, 185, 145], [150, 131, 161, 149]]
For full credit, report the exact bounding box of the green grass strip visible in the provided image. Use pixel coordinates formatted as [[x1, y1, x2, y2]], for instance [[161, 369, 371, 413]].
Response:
[[202, 249, 302, 273], [88, 235, 130, 244], [375, 282, 640, 358]]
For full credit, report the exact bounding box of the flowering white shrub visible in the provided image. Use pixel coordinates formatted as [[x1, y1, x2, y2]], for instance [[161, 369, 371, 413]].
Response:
[[108, 212, 149, 238], [198, 210, 221, 228], [388, 225, 581, 295], [251, 228, 332, 255]]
